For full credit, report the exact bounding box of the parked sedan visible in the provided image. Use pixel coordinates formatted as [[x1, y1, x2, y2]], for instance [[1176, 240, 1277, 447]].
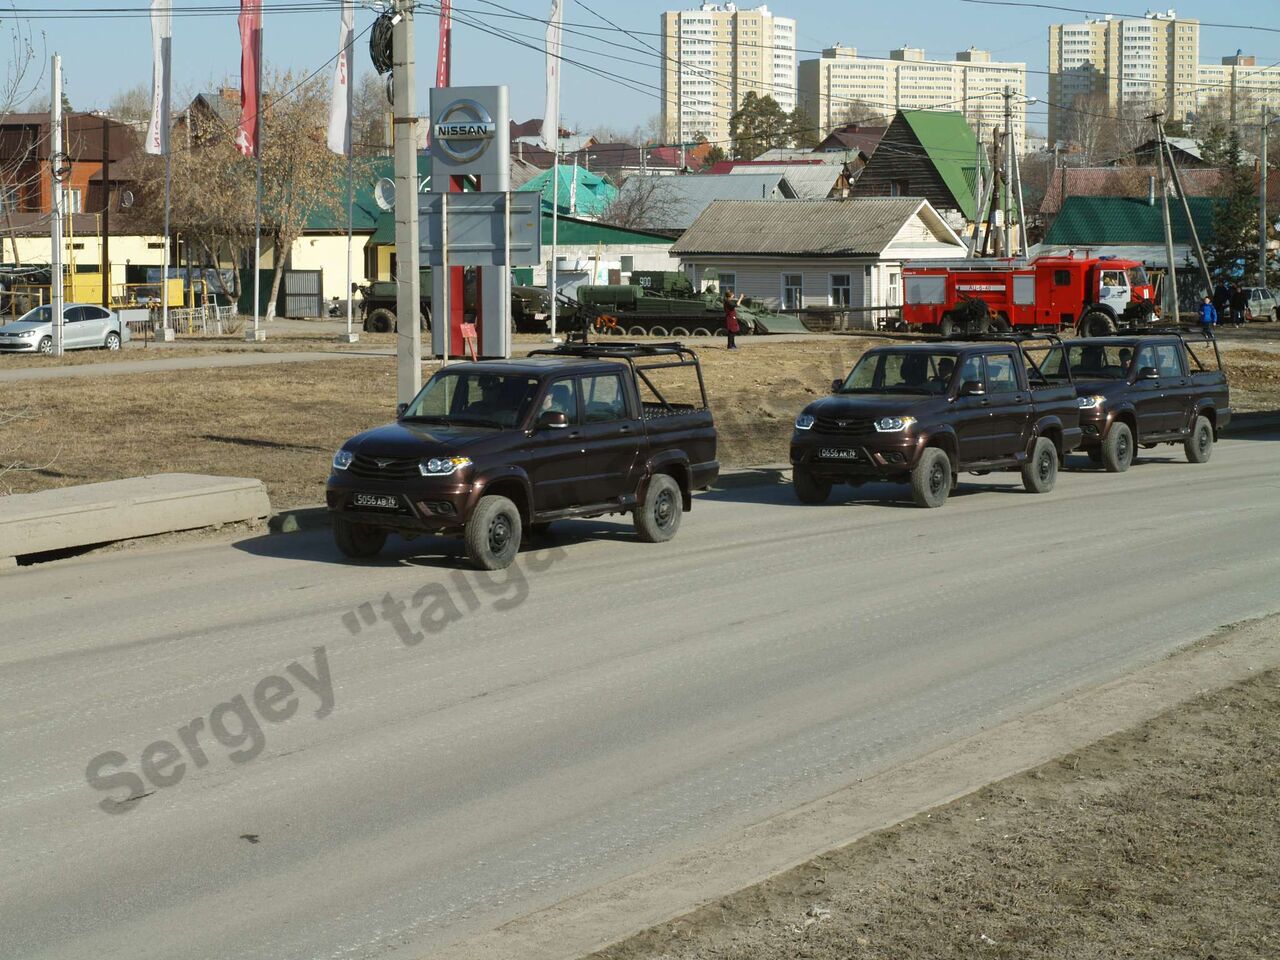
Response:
[[0, 303, 132, 354], [1241, 287, 1278, 322]]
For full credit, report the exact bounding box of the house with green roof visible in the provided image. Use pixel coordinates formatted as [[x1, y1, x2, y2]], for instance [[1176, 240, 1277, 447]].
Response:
[[1036, 195, 1218, 269], [851, 110, 982, 229], [516, 163, 618, 217]]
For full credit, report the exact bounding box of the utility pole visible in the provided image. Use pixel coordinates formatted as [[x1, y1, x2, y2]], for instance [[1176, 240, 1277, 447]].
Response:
[[1262, 106, 1270, 290], [101, 116, 111, 308], [1150, 113, 1179, 323], [50, 54, 65, 356], [391, 0, 422, 405], [1002, 85, 1014, 258]]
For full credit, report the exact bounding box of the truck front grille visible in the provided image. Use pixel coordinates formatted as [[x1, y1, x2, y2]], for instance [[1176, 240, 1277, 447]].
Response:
[[813, 416, 876, 437], [348, 454, 421, 480]]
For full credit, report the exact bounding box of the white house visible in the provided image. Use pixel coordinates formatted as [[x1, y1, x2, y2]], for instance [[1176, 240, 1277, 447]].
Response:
[[671, 197, 968, 312]]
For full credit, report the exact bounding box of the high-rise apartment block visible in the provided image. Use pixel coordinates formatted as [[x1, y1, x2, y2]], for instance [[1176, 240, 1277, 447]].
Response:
[[1196, 53, 1280, 123], [661, 3, 797, 146], [797, 46, 1027, 145], [1047, 10, 1200, 145]]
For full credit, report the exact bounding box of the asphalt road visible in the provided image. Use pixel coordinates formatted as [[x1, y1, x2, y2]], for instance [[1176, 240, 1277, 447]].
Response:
[[3, 435, 1280, 960]]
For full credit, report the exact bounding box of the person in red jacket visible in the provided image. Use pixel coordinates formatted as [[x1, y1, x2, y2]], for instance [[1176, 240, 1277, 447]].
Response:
[[723, 290, 740, 350]]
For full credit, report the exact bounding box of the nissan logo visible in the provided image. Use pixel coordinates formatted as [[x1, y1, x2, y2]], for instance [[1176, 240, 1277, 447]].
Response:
[[432, 98, 496, 164]]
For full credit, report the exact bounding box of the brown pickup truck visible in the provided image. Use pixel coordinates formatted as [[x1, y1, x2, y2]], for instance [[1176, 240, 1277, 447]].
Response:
[[1040, 333, 1231, 471], [326, 342, 718, 569], [790, 339, 1083, 507]]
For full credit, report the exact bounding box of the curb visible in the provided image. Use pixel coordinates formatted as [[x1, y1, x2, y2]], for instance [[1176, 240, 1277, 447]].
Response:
[[1221, 410, 1280, 436]]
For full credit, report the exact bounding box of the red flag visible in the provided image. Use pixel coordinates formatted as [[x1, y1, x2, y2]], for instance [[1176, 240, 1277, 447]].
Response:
[[436, 0, 452, 87], [236, 0, 263, 157]]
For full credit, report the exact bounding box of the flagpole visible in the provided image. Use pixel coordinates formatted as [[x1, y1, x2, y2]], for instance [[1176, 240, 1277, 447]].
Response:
[[345, 144, 355, 343], [252, 59, 262, 341], [162, 148, 171, 337], [549, 133, 559, 342]]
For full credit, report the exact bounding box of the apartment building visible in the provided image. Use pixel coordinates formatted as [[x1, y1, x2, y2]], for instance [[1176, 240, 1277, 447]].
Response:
[[1047, 10, 1200, 145], [1196, 53, 1280, 122], [797, 46, 1026, 145], [660, 3, 797, 146]]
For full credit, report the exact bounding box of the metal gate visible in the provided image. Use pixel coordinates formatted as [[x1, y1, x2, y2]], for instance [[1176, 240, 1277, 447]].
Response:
[[281, 269, 323, 318]]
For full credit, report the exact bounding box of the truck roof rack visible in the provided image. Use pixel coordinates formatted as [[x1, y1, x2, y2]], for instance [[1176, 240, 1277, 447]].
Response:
[[940, 331, 1065, 345], [530, 341, 696, 360]]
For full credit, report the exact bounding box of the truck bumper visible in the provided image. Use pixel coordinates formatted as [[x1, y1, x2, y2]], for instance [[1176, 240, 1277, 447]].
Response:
[[790, 433, 920, 481], [326, 474, 472, 534]]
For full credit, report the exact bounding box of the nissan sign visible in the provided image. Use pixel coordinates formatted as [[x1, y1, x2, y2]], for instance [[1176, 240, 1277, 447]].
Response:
[[432, 99, 496, 163]]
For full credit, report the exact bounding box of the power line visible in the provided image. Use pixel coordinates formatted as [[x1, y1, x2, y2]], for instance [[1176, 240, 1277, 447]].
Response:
[[959, 0, 1280, 36]]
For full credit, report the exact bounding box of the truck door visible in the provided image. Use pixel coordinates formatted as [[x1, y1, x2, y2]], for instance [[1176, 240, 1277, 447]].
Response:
[[952, 353, 993, 462], [983, 351, 1033, 459], [525, 377, 592, 510], [1130, 344, 1186, 435], [1097, 267, 1131, 317], [576, 371, 642, 503], [1154, 342, 1193, 432]]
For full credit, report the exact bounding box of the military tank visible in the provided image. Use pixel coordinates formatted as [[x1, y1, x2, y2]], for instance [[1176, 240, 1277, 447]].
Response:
[[572, 270, 807, 337]]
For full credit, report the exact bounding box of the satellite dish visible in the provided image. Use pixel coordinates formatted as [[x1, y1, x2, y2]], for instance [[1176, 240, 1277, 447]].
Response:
[[374, 178, 396, 211], [119, 189, 134, 209]]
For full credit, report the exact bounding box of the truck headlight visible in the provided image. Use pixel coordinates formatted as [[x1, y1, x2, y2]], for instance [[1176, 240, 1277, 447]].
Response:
[[333, 450, 354, 470], [419, 456, 472, 476], [794, 414, 815, 430], [874, 416, 916, 432], [1077, 395, 1105, 410]]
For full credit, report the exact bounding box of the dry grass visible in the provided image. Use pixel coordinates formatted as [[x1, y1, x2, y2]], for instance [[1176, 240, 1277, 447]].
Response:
[[1, 338, 1278, 507], [591, 669, 1280, 960]]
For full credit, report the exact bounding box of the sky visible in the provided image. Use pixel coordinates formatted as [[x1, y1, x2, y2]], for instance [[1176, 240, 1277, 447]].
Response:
[[15, 0, 1280, 137]]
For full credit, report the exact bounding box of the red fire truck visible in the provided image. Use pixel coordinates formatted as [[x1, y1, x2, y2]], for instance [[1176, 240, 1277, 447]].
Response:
[[901, 255, 1158, 337]]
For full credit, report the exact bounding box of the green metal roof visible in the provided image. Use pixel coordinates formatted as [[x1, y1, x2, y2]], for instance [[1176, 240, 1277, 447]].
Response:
[[308, 154, 432, 233], [541, 215, 670, 246], [899, 110, 981, 220], [516, 164, 618, 217], [1043, 195, 1218, 246]]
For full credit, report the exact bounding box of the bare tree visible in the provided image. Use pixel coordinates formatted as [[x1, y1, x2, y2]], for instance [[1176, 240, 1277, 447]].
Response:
[[105, 83, 152, 126], [0, 7, 47, 268], [839, 98, 892, 127], [352, 72, 389, 157], [601, 175, 680, 231]]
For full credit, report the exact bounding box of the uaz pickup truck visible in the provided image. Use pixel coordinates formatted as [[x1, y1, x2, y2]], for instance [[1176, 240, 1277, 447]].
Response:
[[327, 342, 718, 569], [1040, 333, 1231, 471], [790, 339, 1082, 507]]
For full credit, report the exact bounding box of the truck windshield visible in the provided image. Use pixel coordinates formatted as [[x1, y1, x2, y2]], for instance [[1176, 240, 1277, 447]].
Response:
[[838, 350, 959, 395], [1126, 266, 1149, 287], [402, 371, 541, 428], [1054, 343, 1134, 380]]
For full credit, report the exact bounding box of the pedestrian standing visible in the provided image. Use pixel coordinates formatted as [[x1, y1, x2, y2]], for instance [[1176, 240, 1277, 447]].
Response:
[[723, 290, 740, 350], [1213, 279, 1231, 321], [1198, 295, 1218, 342], [1229, 284, 1248, 326]]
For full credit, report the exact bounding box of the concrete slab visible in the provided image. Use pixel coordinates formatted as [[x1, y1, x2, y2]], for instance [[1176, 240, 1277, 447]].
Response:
[[0, 474, 270, 563]]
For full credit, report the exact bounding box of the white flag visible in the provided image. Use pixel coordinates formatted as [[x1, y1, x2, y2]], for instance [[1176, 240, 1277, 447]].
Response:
[[542, 0, 563, 151], [327, 0, 355, 155], [145, 0, 171, 156]]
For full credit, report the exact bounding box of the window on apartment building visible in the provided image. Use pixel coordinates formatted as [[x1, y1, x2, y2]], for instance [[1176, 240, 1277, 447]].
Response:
[[782, 273, 803, 310], [829, 273, 852, 307]]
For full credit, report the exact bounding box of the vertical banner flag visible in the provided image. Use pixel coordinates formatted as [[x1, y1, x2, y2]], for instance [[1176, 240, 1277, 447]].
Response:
[[145, 0, 171, 155], [436, 0, 452, 87], [542, 0, 563, 150], [236, 0, 263, 157], [326, 0, 354, 154]]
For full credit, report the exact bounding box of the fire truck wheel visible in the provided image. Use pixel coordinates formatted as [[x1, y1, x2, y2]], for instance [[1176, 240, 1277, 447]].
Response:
[[1081, 311, 1116, 338], [365, 308, 395, 333], [938, 316, 956, 338], [990, 315, 1011, 333]]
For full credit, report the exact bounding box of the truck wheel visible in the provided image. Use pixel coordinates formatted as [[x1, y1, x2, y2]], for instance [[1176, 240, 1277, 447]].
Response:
[[792, 468, 831, 504], [420, 307, 432, 331], [1081, 311, 1115, 338], [465, 495, 522, 570], [910, 448, 952, 508], [366, 307, 395, 333], [938, 315, 956, 337], [1021, 436, 1058, 494], [1184, 415, 1213, 464], [634, 474, 682, 542], [333, 518, 387, 559], [1101, 421, 1133, 472], [990, 315, 1011, 333]]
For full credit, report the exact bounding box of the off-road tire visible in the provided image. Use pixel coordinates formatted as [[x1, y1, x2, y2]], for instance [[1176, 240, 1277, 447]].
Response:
[[104, 331, 121, 351], [365, 307, 395, 334], [1184, 415, 1213, 464], [910, 447, 952, 508], [990, 314, 1012, 333], [792, 468, 831, 504], [634, 474, 682, 542], [937, 315, 956, 338], [1081, 310, 1116, 338], [1102, 421, 1134, 472], [333, 519, 387, 559], [1021, 436, 1058, 493], [465, 495, 522, 570]]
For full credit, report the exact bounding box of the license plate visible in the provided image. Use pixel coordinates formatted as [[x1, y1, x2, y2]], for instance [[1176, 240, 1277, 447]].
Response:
[[353, 493, 399, 509], [819, 448, 860, 460]]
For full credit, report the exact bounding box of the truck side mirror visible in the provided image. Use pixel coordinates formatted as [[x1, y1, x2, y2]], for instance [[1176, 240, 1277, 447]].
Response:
[[831, 378, 843, 393], [1137, 366, 1159, 380], [396, 402, 408, 417], [959, 379, 985, 397], [537, 410, 569, 430]]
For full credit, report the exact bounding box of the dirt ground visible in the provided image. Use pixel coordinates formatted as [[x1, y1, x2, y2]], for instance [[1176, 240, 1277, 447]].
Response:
[[2, 337, 1278, 506], [589, 667, 1280, 960]]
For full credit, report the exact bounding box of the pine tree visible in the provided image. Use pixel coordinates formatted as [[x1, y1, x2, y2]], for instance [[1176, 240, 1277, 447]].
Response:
[[729, 93, 791, 160], [1204, 130, 1258, 282]]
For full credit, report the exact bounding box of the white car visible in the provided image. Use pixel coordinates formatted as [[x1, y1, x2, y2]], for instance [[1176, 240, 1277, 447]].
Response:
[[1242, 287, 1278, 322], [0, 303, 132, 354]]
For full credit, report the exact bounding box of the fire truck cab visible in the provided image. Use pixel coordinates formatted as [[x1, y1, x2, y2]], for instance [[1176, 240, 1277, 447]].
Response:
[[902, 255, 1157, 337]]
